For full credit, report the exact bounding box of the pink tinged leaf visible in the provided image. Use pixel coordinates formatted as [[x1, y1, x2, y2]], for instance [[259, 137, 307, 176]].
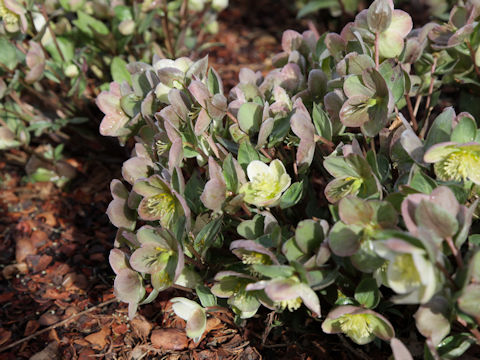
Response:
[[122, 157, 151, 185], [256, 117, 274, 149], [296, 139, 315, 168], [114, 268, 145, 305], [390, 338, 414, 360], [423, 142, 457, 163], [157, 105, 181, 130], [163, 117, 181, 142], [281, 30, 303, 53], [208, 157, 224, 184], [97, 83, 130, 137], [414, 297, 451, 346], [339, 95, 371, 127], [208, 94, 227, 119], [297, 283, 321, 316], [239, 68, 261, 84], [186, 308, 207, 342], [325, 33, 346, 57], [25, 42, 45, 84], [109, 249, 130, 274], [107, 180, 136, 230], [168, 89, 190, 120], [280, 63, 302, 92], [194, 108, 211, 136], [168, 137, 184, 171], [188, 80, 210, 107], [200, 179, 226, 212]]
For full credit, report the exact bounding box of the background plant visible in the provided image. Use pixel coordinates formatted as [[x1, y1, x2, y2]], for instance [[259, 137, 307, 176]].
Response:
[[94, 0, 480, 357], [0, 0, 227, 185]]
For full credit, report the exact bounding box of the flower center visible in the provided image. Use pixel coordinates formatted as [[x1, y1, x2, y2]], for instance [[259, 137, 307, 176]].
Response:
[[276, 297, 303, 312], [0, 0, 19, 25], [146, 192, 175, 218], [338, 314, 373, 340], [241, 252, 272, 265], [391, 254, 421, 288], [250, 174, 282, 200], [438, 150, 480, 182]]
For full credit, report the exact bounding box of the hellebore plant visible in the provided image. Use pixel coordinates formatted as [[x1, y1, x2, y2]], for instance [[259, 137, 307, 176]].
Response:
[[98, 0, 480, 357]]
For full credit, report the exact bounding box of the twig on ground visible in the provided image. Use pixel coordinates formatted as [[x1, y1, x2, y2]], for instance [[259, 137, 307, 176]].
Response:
[[0, 298, 117, 353]]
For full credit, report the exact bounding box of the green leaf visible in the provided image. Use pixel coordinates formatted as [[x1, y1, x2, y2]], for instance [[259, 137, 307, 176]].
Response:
[[196, 285, 217, 307], [251, 264, 295, 278], [451, 115, 476, 143], [111, 56, 132, 85], [312, 103, 332, 141], [415, 200, 458, 238], [280, 181, 303, 209], [238, 141, 260, 170], [222, 153, 238, 193], [294, 219, 324, 254], [297, 0, 338, 18], [237, 102, 263, 134], [354, 278, 380, 309], [0, 38, 18, 71], [424, 107, 454, 150], [194, 216, 223, 256], [74, 11, 109, 37], [207, 68, 222, 95], [438, 333, 476, 359], [379, 61, 404, 103], [237, 215, 264, 240], [114, 5, 133, 21], [184, 172, 205, 214], [44, 37, 75, 63]]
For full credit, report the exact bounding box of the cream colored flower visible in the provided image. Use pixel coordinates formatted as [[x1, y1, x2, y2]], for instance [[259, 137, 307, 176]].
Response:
[[239, 159, 291, 207]]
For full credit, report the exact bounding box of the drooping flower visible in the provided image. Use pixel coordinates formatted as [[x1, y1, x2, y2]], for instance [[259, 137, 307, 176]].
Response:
[[246, 276, 321, 316], [96, 82, 131, 138], [239, 159, 291, 207], [211, 271, 261, 319], [322, 305, 395, 345], [0, 0, 27, 33], [423, 142, 480, 184], [133, 175, 184, 228], [170, 297, 206, 343], [129, 226, 184, 291], [373, 238, 439, 304], [230, 240, 280, 266], [109, 249, 145, 319]]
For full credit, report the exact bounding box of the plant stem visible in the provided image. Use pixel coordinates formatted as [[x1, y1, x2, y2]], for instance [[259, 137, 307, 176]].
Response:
[[374, 32, 379, 70], [41, 5, 65, 62], [446, 236, 463, 268], [161, 1, 175, 57], [405, 94, 418, 131], [419, 56, 437, 139], [466, 41, 480, 79]]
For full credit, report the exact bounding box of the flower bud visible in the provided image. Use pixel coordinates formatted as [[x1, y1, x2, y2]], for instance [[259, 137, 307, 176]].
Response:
[[64, 64, 79, 78], [367, 0, 392, 33], [212, 0, 228, 11], [118, 19, 135, 36]]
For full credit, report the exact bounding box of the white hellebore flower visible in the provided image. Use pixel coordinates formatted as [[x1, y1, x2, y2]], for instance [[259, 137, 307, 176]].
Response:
[[239, 159, 291, 207], [170, 297, 207, 343]]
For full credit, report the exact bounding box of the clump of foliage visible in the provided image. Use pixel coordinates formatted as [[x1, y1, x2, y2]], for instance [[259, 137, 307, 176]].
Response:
[[0, 0, 227, 184], [101, 0, 480, 357]]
